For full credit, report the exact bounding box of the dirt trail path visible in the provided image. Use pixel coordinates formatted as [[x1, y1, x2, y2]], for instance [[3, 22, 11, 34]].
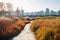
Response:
[[12, 22, 36, 40]]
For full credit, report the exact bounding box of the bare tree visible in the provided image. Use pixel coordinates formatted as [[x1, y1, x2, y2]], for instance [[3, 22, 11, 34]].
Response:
[[0, 2, 4, 10], [6, 3, 12, 16], [0, 2, 4, 16], [6, 3, 12, 11]]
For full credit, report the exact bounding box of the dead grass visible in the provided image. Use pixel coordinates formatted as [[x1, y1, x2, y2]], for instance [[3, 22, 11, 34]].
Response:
[[0, 16, 25, 40], [30, 17, 60, 40]]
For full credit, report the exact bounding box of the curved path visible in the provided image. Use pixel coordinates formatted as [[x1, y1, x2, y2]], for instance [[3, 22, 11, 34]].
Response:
[[12, 22, 36, 40]]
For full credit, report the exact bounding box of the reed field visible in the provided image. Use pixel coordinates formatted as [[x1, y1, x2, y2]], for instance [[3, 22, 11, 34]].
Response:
[[30, 16, 60, 40]]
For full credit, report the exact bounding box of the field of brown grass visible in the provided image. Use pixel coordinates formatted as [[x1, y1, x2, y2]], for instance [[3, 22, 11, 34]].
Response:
[[0, 16, 26, 40], [30, 17, 60, 40]]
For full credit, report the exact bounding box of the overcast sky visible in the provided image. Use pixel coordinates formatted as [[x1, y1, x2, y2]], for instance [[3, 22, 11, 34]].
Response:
[[0, 0, 60, 12]]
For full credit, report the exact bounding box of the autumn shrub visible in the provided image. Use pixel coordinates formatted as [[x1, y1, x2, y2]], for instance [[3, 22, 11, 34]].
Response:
[[23, 19, 30, 24]]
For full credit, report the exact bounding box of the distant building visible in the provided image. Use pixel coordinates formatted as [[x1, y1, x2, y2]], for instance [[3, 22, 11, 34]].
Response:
[[45, 8, 49, 16], [58, 10, 60, 16], [40, 11, 45, 16], [50, 10, 57, 16]]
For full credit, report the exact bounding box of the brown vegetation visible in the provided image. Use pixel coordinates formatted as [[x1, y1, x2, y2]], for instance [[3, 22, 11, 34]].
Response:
[[30, 17, 60, 40], [0, 16, 25, 40]]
